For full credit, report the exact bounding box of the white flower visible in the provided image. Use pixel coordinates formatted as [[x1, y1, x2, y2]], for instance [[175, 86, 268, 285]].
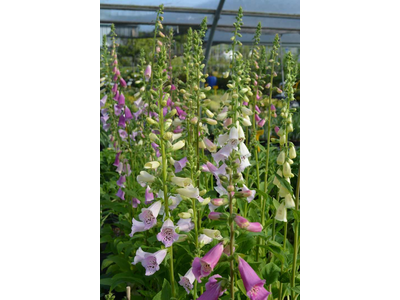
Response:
[[171, 140, 185, 151], [277, 151, 286, 165], [137, 171, 155, 187], [176, 186, 200, 199], [198, 234, 213, 247], [275, 202, 287, 222], [285, 194, 295, 209], [202, 229, 223, 240], [144, 161, 160, 170], [242, 115, 252, 126], [283, 162, 292, 178], [171, 176, 192, 187], [289, 145, 297, 159]]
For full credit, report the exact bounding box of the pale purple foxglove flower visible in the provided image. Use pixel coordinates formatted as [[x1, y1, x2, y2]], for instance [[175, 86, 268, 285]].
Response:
[[112, 83, 118, 93], [258, 119, 266, 127], [145, 186, 154, 205], [192, 242, 224, 283], [234, 215, 263, 232], [174, 157, 188, 173], [157, 218, 180, 247], [271, 104, 276, 111], [238, 257, 271, 300], [144, 65, 151, 81], [198, 234, 213, 247], [116, 188, 125, 200], [118, 115, 126, 128], [166, 98, 172, 107], [173, 126, 184, 133], [171, 84, 176, 91], [169, 194, 182, 210], [255, 105, 261, 113], [120, 78, 127, 87], [204, 138, 217, 153], [116, 162, 124, 174], [132, 198, 141, 208], [103, 123, 110, 131], [118, 93, 125, 105], [100, 115, 109, 124], [114, 104, 122, 116], [151, 143, 161, 158], [134, 97, 143, 107], [179, 268, 195, 294], [130, 131, 138, 141], [237, 157, 251, 173], [113, 74, 118, 82], [223, 118, 232, 128], [124, 163, 132, 176], [177, 218, 194, 232], [208, 212, 222, 220], [129, 218, 146, 236], [133, 247, 167, 276], [118, 129, 128, 140], [112, 66, 117, 73], [212, 144, 233, 164], [240, 184, 256, 203], [274, 126, 280, 134], [243, 101, 249, 106], [228, 126, 239, 149], [201, 164, 210, 172], [113, 152, 121, 167], [117, 175, 126, 187], [254, 80, 258, 86], [136, 171, 155, 187], [100, 95, 107, 108], [198, 275, 225, 300], [266, 83, 271, 89], [255, 114, 261, 122], [139, 201, 161, 229], [256, 93, 261, 100], [156, 46, 161, 53], [101, 108, 108, 116]]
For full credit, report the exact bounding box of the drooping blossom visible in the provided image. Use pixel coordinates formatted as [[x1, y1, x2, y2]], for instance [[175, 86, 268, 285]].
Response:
[[118, 129, 128, 140], [171, 176, 192, 187], [208, 212, 222, 220], [120, 78, 127, 87], [138, 201, 161, 229], [179, 268, 196, 294], [116, 188, 124, 200], [238, 257, 271, 300], [234, 215, 263, 232], [198, 274, 225, 300], [125, 106, 133, 121], [132, 247, 167, 276], [176, 186, 199, 199], [223, 244, 235, 256], [275, 202, 287, 222], [131, 198, 140, 208], [174, 157, 188, 173], [118, 115, 126, 128], [144, 65, 151, 81], [198, 234, 213, 247], [192, 242, 224, 283], [116, 175, 126, 187], [100, 95, 107, 108], [156, 218, 179, 247], [239, 184, 256, 203], [137, 171, 156, 187], [118, 93, 125, 105], [129, 218, 146, 236], [145, 186, 154, 205], [113, 152, 121, 167], [177, 218, 194, 232]]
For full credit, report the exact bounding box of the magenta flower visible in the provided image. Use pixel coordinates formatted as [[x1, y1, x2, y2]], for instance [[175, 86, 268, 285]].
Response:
[[144, 65, 152, 81], [234, 215, 263, 232], [212, 144, 233, 164], [113, 152, 121, 167], [174, 157, 188, 173], [120, 78, 127, 87], [118, 93, 125, 105], [139, 201, 161, 230], [112, 83, 118, 93], [116, 188, 125, 200], [171, 84, 176, 91], [179, 268, 195, 294], [125, 106, 133, 121], [118, 115, 126, 128], [247, 222, 263, 232], [255, 114, 261, 122], [132, 198, 140, 208], [198, 275, 225, 300], [258, 119, 266, 127], [208, 212, 222, 220], [192, 242, 224, 283], [274, 126, 280, 134], [100, 95, 107, 108], [129, 218, 146, 236], [116, 175, 126, 187], [238, 257, 271, 300], [177, 218, 194, 232], [271, 104, 276, 111], [116, 162, 123, 174], [255, 105, 261, 113], [133, 247, 167, 276], [157, 218, 180, 247], [144, 186, 154, 205]]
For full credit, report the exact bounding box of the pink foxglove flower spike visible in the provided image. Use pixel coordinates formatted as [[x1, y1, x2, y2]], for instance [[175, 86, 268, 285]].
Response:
[[192, 242, 224, 282], [179, 268, 195, 294]]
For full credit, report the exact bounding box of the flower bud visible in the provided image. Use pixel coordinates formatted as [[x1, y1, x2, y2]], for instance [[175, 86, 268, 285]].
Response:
[[205, 118, 217, 126], [289, 145, 296, 159], [190, 117, 198, 124], [205, 109, 214, 118], [227, 185, 234, 192], [283, 162, 291, 178], [178, 212, 192, 219], [202, 229, 223, 240], [280, 134, 286, 145], [285, 194, 295, 209], [277, 151, 285, 165], [275, 203, 287, 222], [144, 161, 160, 170], [163, 132, 173, 141], [200, 189, 207, 196]]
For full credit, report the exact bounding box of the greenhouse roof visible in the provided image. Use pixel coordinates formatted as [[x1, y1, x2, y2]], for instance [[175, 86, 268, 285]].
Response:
[[100, 0, 300, 40]]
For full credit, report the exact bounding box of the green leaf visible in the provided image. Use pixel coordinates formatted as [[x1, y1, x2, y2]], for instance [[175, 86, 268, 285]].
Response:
[[279, 271, 291, 283], [236, 279, 247, 296], [292, 209, 300, 222], [262, 262, 281, 284], [161, 279, 172, 300], [110, 272, 145, 290]]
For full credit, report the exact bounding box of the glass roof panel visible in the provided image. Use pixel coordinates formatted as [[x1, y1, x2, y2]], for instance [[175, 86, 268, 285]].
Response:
[[100, 0, 220, 9]]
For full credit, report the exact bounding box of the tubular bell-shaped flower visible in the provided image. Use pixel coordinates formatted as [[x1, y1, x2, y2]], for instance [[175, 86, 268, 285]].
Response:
[[139, 201, 161, 229], [132, 247, 167, 276], [179, 268, 196, 294], [137, 171, 156, 187], [176, 186, 199, 199], [157, 218, 179, 247], [192, 242, 224, 283], [198, 275, 226, 300], [177, 218, 194, 232], [238, 257, 271, 300]]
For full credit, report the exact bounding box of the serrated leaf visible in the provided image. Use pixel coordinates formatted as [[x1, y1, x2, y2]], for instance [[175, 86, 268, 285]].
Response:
[[262, 262, 281, 284]]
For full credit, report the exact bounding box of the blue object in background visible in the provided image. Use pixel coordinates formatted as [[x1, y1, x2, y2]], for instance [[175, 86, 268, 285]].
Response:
[[207, 76, 217, 88]]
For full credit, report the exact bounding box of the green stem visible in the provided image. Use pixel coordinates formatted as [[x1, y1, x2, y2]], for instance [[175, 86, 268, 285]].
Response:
[[290, 167, 300, 299], [278, 221, 287, 300], [229, 189, 235, 300]]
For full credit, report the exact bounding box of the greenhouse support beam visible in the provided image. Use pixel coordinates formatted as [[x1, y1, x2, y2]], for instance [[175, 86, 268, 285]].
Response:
[[203, 0, 226, 74], [280, 34, 285, 89], [100, 4, 300, 19]]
